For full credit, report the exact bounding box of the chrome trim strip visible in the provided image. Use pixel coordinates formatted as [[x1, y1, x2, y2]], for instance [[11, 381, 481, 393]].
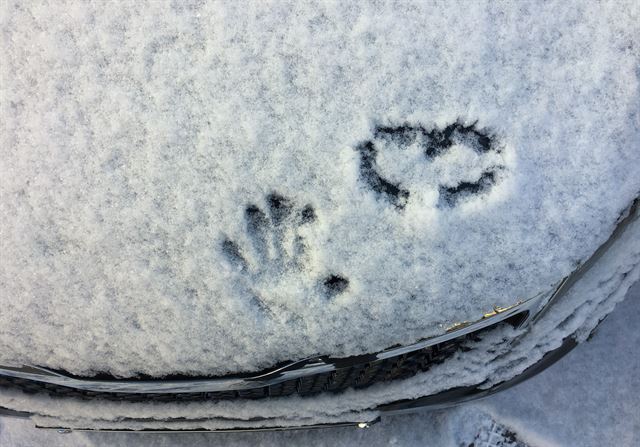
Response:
[[0, 293, 547, 394], [373, 291, 548, 361], [37, 418, 381, 433]]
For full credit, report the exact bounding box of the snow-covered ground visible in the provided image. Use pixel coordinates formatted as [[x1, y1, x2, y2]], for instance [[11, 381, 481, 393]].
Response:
[[1, 280, 637, 446]]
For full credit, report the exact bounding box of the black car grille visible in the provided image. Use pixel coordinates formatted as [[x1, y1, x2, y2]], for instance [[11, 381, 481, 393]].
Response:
[[0, 314, 523, 403]]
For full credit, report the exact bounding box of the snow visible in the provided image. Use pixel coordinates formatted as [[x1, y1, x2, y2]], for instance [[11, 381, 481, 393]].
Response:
[[1, 0, 640, 438], [1, 281, 638, 446], [0, 191, 637, 431], [1, 0, 639, 379]]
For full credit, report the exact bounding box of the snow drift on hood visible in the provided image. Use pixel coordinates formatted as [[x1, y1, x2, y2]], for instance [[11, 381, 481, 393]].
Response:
[[1, 0, 639, 376]]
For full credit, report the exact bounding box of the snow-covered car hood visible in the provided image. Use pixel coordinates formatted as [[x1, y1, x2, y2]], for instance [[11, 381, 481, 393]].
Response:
[[1, 0, 639, 377]]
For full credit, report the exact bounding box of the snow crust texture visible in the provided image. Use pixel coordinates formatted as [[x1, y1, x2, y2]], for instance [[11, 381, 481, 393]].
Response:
[[1, 198, 637, 431], [1, 0, 640, 378], [4, 287, 640, 446]]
